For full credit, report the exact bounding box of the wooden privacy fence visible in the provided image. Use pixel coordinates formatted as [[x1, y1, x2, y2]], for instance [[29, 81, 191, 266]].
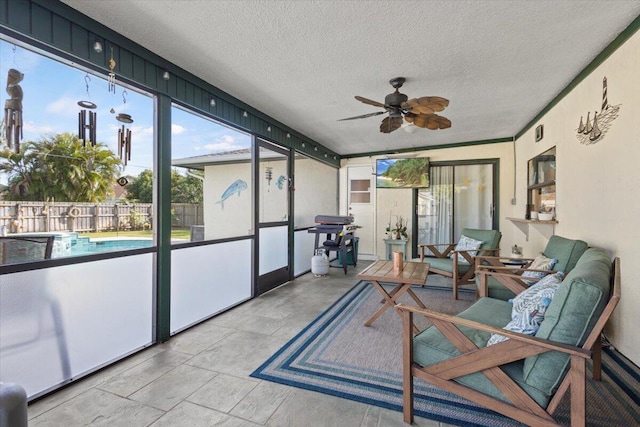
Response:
[[0, 201, 203, 234]]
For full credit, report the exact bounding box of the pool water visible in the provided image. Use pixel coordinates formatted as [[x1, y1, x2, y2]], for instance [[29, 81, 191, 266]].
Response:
[[70, 237, 153, 255], [16, 233, 153, 257]]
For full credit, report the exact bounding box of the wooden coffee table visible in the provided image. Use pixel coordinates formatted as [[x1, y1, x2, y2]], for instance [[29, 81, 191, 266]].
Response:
[[357, 260, 430, 329]]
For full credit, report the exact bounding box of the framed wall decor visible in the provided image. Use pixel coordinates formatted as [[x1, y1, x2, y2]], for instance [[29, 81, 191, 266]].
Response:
[[535, 124, 544, 142]]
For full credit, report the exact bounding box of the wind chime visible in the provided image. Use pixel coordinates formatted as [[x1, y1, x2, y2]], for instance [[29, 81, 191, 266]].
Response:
[[108, 47, 117, 93], [4, 46, 24, 153], [116, 90, 133, 165], [77, 74, 97, 147]]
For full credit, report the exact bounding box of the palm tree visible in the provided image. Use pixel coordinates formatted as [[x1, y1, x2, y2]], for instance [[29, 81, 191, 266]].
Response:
[[0, 133, 122, 202], [0, 146, 36, 198], [382, 158, 430, 186]]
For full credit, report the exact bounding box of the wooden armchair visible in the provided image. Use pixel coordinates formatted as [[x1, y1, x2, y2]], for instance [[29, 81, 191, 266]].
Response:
[[419, 228, 501, 299], [400, 249, 620, 426]]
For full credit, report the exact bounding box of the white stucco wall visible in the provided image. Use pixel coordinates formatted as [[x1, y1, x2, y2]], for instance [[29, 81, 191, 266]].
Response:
[[502, 29, 640, 365]]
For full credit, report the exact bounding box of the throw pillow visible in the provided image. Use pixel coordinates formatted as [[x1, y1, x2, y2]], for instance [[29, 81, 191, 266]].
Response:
[[487, 272, 564, 346], [521, 254, 558, 285], [450, 235, 484, 263]]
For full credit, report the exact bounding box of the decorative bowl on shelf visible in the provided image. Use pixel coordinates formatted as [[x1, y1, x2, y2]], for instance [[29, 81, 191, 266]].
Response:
[[538, 212, 554, 221]]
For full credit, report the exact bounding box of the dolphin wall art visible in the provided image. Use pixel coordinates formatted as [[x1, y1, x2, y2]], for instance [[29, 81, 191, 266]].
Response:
[[216, 179, 248, 209]]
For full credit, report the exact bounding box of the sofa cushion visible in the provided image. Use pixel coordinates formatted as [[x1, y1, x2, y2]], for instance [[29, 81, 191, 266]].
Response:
[[543, 235, 588, 273], [413, 297, 552, 407], [414, 298, 511, 364], [523, 248, 612, 395]]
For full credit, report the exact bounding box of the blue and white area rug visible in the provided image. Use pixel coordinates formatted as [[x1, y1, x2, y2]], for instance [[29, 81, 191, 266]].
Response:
[[251, 281, 640, 426]]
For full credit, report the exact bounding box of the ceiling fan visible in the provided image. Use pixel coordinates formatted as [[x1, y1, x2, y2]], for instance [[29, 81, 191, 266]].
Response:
[[338, 77, 451, 134]]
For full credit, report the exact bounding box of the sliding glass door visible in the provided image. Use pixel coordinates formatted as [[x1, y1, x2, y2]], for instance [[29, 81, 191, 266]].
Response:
[[414, 161, 497, 257]]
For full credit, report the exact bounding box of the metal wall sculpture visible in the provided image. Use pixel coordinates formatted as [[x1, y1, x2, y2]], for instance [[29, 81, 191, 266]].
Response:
[[576, 77, 621, 145], [4, 68, 24, 153]]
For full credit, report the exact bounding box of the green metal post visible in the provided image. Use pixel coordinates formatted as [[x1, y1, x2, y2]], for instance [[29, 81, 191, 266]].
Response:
[[156, 94, 172, 342]]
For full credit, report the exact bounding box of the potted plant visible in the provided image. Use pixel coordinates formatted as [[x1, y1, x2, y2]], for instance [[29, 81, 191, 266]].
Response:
[[393, 215, 408, 240]]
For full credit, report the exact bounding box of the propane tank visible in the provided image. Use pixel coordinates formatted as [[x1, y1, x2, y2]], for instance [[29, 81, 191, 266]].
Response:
[[311, 248, 329, 276]]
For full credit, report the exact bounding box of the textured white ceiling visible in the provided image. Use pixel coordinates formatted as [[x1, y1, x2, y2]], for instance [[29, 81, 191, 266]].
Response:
[[61, 0, 640, 156]]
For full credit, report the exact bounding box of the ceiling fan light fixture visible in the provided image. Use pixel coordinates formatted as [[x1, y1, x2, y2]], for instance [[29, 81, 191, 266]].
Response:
[[402, 123, 419, 134]]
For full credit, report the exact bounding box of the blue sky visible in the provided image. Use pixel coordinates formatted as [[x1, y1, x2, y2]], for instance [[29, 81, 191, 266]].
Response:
[[0, 37, 251, 181]]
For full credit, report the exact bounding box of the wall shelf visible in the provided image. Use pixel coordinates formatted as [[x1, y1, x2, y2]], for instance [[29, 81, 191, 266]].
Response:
[[506, 217, 557, 242], [506, 217, 558, 225]]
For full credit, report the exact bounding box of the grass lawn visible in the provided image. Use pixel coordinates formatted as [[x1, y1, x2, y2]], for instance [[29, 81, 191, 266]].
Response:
[[79, 229, 191, 241]]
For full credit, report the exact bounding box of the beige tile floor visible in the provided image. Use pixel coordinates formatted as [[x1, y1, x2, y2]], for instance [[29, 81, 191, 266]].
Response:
[[28, 261, 455, 427]]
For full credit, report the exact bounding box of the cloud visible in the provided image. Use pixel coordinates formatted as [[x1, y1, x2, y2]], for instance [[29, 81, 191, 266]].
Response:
[[200, 134, 244, 152], [45, 97, 81, 115], [22, 121, 57, 136], [172, 124, 185, 135]]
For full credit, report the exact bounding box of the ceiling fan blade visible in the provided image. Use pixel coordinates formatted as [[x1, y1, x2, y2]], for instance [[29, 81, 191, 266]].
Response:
[[412, 114, 451, 130], [355, 96, 385, 108], [432, 115, 452, 129], [380, 116, 403, 133], [338, 111, 386, 121], [402, 96, 449, 113]]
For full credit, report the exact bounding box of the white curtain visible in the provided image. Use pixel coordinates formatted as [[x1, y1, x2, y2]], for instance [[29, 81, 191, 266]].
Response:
[[433, 166, 454, 245], [417, 166, 453, 255]]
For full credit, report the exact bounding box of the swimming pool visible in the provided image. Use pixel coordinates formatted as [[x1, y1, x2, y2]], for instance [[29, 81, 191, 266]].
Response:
[[69, 237, 154, 256], [14, 233, 154, 258]]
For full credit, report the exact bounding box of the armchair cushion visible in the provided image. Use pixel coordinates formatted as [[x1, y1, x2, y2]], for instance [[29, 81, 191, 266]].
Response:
[[428, 257, 474, 274], [523, 248, 612, 395], [461, 228, 502, 252], [450, 235, 483, 263]]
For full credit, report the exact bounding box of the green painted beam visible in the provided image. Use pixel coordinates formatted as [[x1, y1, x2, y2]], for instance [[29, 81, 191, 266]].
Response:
[[342, 137, 513, 159], [156, 94, 172, 343]]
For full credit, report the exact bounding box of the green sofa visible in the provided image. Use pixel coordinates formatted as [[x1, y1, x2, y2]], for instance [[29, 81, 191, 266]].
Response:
[[401, 247, 620, 426]]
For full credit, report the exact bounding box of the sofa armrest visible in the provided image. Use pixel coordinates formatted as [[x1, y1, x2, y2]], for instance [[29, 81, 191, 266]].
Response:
[[396, 303, 590, 359]]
